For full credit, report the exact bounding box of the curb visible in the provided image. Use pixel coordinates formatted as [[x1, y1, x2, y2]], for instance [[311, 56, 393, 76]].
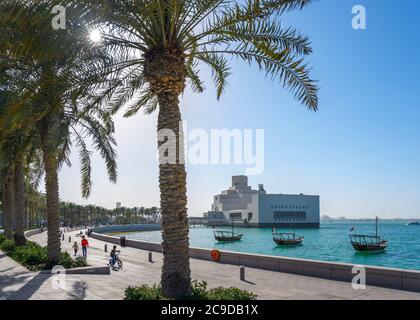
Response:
[[40, 266, 110, 275]]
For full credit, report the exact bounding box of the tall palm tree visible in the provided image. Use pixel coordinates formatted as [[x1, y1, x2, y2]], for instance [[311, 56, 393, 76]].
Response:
[[0, 0, 118, 264], [83, 0, 319, 297], [1, 107, 40, 245], [6, 136, 29, 246], [0, 162, 14, 240], [0, 66, 32, 244], [0, 47, 18, 240], [14, 152, 26, 245]]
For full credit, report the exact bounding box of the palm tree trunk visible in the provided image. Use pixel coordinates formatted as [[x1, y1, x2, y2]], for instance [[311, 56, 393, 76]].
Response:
[[25, 200, 29, 229], [28, 202, 32, 229], [157, 90, 191, 298], [0, 192, 3, 232], [14, 157, 27, 246], [3, 168, 15, 240], [40, 117, 61, 265], [43, 148, 60, 265]]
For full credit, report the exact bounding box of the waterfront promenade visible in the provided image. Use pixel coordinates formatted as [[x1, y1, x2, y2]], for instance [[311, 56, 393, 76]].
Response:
[[1, 229, 420, 300]]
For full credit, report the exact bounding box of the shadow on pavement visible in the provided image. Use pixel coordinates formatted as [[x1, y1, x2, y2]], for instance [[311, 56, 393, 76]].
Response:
[[68, 281, 88, 300], [6, 272, 52, 300]]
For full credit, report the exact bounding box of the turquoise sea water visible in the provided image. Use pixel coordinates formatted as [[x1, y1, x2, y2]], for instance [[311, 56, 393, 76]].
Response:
[[117, 222, 420, 271]]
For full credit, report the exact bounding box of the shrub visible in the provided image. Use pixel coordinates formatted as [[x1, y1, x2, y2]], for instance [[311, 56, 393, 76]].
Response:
[[13, 242, 48, 267], [205, 286, 257, 300], [124, 280, 256, 300], [58, 251, 74, 268], [1, 239, 87, 271], [190, 279, 208, 298], [74, 256, 88, 267], [124, 285, 170, 300], [58, 252, 88, 269], [0, 234, 6, 245], [191, 280, 257, 300], [1, 239, 16, 253]]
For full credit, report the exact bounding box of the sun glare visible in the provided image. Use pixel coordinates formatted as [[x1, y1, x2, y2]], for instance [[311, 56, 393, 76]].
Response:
[[89, 29, 102, 43]]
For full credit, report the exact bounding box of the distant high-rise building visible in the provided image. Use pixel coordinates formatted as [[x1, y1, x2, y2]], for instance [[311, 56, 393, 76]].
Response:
[[116, 202, 121, 209]]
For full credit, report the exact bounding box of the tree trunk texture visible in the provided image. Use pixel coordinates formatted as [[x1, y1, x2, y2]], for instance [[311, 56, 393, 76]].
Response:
[[24, 200, 29, 229], [40, 116, 61, 265], [27, 203, 32, 229], [4, 168, 15, 240], [14, 157, 27, 246], [145, 50, 191, 298], [157, 91, 191, 299]]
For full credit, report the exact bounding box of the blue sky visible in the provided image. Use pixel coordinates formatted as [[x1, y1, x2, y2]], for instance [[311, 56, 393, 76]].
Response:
[[58, 0, 420, 219]]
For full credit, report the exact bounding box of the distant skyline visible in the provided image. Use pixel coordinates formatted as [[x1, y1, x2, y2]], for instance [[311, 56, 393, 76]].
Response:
[[55, 1, 420, 219]]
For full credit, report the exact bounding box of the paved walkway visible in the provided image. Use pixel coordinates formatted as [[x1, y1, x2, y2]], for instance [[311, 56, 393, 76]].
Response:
[[1, 230, 420, 300]]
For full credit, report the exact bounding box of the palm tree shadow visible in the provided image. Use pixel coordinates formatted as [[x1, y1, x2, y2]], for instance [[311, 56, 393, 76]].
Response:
[[4, 271, 89, 300], [0, 270, 35, 299], [67, 281, 88, 300], [0, 266, 19, 273], [6, 273, 52, 300]]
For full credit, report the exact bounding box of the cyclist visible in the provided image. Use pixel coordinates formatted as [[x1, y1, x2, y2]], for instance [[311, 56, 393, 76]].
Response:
[[110, 245, 120, 267]]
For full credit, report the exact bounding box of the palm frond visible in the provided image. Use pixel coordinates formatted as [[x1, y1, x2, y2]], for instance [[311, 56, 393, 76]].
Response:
[[195, 53, 230, 99], [73, 130, 92, 198], [198, 45, 318, 109]]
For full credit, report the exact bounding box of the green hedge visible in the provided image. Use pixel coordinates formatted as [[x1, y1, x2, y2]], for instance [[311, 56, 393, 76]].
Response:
[[58, 251, 88, 269], [124, 280, 257, 300], [0, 234, 6, 245], [0, 238, 87, 271]]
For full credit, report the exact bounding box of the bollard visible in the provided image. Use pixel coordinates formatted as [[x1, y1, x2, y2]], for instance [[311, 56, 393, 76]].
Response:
[[104, 244, 107, 252], [69, 236, 71, 243], [240, 265, 245, 281], [120, 236, 126, 247], [148, 252, 153, 262], [62, 234, 64, 241]]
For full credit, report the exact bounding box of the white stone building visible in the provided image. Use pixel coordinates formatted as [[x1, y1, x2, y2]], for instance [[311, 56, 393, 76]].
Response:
[[203, 176, 320, 228]]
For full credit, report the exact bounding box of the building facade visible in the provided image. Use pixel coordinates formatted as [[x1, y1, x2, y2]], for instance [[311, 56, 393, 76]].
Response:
[[203, 176, 320, 228]]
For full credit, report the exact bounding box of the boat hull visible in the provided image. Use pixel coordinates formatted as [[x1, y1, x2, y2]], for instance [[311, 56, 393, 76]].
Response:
[[351, 241, 388, 252], [214, 234, 243, 242], [273, 237, 304, 246]]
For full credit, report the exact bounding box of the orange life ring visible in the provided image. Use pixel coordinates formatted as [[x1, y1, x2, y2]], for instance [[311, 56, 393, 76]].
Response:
[[211, 249, 221, 262]]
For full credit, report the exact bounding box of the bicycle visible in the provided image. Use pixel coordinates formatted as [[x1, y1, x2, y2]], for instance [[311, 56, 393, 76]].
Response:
[[108, 252, 123, 270]]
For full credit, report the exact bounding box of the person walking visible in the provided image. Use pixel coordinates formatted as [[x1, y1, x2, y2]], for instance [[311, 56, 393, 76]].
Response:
[[72, 242, 79, 256], [81, 235, 89, 258]]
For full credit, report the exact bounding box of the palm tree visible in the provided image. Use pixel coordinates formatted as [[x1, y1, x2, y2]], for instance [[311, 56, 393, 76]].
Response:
[[0, 162, 14, 240], [0, 0, 118, 264], [10, 139, 28, 246], [0, 66, 32, 244], [1, 114, 40, 245], [83, 0, 319, 297], [0, 108, 14, 240], [0, 50, 17, 240]]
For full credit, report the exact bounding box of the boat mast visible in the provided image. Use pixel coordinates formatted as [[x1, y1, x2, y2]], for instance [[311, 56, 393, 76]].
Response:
[[375, 216, 378, 238]]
